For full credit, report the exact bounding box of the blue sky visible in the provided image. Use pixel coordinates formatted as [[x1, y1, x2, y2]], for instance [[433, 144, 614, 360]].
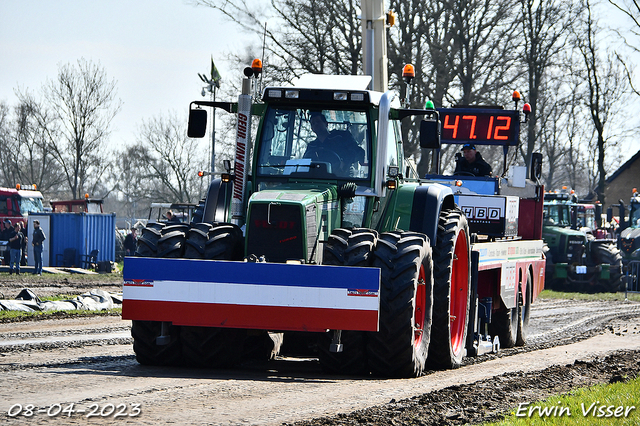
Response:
[[1, 0, 637, 167], [0, 0, 257, 149]]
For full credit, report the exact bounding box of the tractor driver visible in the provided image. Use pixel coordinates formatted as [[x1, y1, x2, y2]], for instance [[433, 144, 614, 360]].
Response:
[[304, 112, 365, 176], [454, 143, 493, 177]]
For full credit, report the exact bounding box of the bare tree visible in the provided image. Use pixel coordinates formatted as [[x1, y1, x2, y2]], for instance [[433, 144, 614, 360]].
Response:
[[575, 0, 631, 204], [519, 0, 579, 169], [126, 112, 209, 204], [194, 0, 361, 81], [108, 145, 157, 221], [0, 97, 67, 195], [194, 0, 635, 198], [38, 58, 121, 199], [448, 0, 522, 105], [608, 0, 640, 101], [0, 101, 12, 185]]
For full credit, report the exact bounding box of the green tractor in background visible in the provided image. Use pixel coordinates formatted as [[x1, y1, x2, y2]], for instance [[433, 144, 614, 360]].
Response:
[[609, 189, 640, 266], [543, 191, 623, 292]]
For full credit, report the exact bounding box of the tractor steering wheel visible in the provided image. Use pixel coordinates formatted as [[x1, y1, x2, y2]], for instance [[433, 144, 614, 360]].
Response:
[[309, 147, 343, 173]]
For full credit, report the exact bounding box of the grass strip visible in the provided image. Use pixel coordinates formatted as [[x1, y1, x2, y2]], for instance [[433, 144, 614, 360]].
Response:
[[0, 308, 122, 322], [539, 289, 640, 302], [487, 377, 640, 425]]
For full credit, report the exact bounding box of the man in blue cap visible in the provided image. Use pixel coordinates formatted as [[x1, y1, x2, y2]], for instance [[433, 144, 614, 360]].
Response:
[[454, 143, 493, 177]]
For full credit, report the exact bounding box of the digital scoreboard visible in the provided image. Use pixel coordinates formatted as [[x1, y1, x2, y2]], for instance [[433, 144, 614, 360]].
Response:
[[437, 108, 521, 146]]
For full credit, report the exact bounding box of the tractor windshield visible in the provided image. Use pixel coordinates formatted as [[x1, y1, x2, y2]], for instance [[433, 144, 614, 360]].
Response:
[[256, 107, 370, 180], [543, 204, 572, 227], [576, 206, 596, 230]]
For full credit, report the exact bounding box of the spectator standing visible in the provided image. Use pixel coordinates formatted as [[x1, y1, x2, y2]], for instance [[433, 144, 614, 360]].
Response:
[[32, 220, 46, 275], [1, 219, 12, 266], [19, 222, 28, 266], [8, 223, 24, 275], [124, 228, 137, 256]]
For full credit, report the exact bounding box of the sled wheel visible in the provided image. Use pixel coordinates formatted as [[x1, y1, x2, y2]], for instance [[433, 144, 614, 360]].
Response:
[[490, 303, 518, 348], [516, 271, 532, 346]]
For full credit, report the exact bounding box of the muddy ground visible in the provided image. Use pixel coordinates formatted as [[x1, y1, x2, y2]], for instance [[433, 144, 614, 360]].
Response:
[[287, 350, 640, 426], [1, 275, 640, 425]]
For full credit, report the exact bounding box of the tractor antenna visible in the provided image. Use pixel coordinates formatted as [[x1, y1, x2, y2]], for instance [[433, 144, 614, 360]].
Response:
[[260, 22, 267, 93]]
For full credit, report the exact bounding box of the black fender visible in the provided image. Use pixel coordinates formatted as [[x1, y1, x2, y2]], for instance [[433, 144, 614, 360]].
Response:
[[202, 178, 232, 223], [409, 184, 456, 247]]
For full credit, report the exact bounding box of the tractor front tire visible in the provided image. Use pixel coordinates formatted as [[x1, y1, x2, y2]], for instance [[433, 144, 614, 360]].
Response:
[[131, 320, 182, 366], [318, 228, 377, 375]]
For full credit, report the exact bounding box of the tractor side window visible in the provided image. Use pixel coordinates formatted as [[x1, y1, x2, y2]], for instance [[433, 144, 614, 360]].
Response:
[[256, 108, 305, 175], [0, 197, 7, 215]]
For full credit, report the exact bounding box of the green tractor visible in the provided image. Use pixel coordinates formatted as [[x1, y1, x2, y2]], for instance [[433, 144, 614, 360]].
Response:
[[610, 189, 640, 265], [123, 67, 546, 377], [543, 192, 622, 292]]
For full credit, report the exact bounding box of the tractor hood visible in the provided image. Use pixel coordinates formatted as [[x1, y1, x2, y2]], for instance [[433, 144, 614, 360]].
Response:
[[245, 184, 340, 263]]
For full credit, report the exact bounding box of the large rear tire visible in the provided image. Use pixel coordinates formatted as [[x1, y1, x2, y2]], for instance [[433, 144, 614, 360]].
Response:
[[318, 228, 377, 375], [366, 231, 433, 378], [590, 242, 623, 292], [156, 224, 189, 258], [428, 209, 471, 369], [134, 223, 164, 257]]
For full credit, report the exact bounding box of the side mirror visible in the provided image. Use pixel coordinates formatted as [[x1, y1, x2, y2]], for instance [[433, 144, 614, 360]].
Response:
[[188, 109, 208, 138], [606, 207, 613, 223], [530, 152, 542, 181], [419, 119, 441, 149]]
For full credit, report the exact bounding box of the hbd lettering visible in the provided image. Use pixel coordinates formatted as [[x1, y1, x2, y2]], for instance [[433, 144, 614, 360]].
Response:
[[516, 401, 636, 418]]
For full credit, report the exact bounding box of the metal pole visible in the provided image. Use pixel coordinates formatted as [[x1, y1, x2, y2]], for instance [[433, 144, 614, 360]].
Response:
[[211, 86, 217, 182]]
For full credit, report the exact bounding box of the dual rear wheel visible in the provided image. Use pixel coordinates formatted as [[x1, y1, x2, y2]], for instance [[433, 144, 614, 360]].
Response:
[[489, 270, 532, 348], [320, 214, 471, 378], [319, 229, 435, 377]]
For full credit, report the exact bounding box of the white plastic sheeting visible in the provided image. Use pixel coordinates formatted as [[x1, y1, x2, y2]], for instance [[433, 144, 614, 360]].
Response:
[[0, 288, 122, 312]]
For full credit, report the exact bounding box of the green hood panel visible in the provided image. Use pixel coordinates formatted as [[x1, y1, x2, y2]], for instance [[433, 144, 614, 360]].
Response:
[[249, 184, 338, 206]]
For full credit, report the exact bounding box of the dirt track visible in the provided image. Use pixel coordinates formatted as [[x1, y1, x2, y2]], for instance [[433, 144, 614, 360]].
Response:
[[1, 285, 640, 425]]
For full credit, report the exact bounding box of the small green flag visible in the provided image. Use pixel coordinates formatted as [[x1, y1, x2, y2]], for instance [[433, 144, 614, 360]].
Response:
[[211, 56, 221, 88]]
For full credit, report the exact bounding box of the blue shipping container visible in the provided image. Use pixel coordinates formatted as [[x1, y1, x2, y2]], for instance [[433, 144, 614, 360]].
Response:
[[28, 212, 116, 267]]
